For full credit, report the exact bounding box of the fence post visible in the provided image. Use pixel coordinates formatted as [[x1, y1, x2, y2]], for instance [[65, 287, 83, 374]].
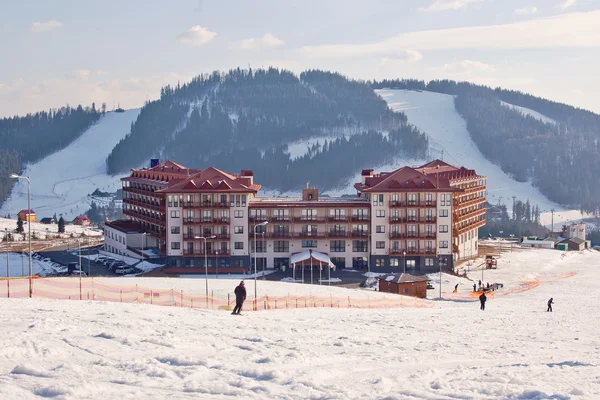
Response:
[[7, 279, 9, 299], [348, 296, 350, 308], [92, 277, 95, 301], [191, 297, 194, 308], [120, 290, 122, 302], [151, 290, 153, 305], [211, 290, 213, 306], [136, 284, 138, 302]]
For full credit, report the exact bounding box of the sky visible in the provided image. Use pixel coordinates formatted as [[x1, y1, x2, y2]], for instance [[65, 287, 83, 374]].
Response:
[[0, 0, 599, 118]]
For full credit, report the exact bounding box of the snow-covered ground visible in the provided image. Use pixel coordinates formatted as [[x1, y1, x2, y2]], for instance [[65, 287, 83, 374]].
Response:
[[0, 248, 598, 399], [0, 109, 140, 221], [376, 89, 578, 225], [0, 217, 102, 240], [500, 101, 556, 125], [0, 252, 64, 278]]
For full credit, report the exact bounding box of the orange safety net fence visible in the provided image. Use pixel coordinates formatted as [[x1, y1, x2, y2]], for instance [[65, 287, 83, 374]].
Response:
[[0, 277, 434, 311]]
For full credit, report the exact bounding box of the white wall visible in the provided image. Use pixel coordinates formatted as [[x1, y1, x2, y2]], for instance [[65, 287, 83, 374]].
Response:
[[166, 199, 183, 257], [370, 193, 388, 256], [437, 192, 452, 256], [104, 226, 128, 256]]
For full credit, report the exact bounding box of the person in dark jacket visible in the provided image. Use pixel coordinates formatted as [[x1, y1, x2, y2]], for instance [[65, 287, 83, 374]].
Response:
[[232, 281, 247, 315], [479, 292, 487, 310], [473, 283, 477, 292], [547, 297, 554, 312]]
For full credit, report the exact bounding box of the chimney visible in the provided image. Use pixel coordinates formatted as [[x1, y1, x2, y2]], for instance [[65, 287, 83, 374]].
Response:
[[361, 169, 374, 185], [240, 170, 254, 185], [302, 183, 318, 201]]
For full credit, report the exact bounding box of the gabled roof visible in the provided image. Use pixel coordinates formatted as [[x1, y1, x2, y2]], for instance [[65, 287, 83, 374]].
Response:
[[40, 217, 55, 223], [354, 166, 459, 193], [561, 237, 585, 245], [379, 273, 431, 283], [73, 215, 90, 222], [18, 209, 35, 214], [158, 166, 260, 194]]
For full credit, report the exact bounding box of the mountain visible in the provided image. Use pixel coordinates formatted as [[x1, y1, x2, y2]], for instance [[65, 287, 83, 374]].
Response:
[[105, 68, 429, 191], [372, 79, 600, 214]]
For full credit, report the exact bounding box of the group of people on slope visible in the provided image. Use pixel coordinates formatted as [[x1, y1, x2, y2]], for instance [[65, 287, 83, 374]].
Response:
[[479, 292, 554, 312]]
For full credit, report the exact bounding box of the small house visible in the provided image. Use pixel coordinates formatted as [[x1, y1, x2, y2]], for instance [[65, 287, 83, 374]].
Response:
[[40, 217, 56, 225], [378, 273, 430, 298], [73, 215, 91, 226], [17, 209, 36, 222], [560, 237, 585, 251], [520, 237, 557, 249]]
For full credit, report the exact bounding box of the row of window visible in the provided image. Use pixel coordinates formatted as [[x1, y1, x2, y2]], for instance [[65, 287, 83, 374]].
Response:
[[105, 229, 126, 245], [168, 194, 247, 207], [171, 210, 244, 218]]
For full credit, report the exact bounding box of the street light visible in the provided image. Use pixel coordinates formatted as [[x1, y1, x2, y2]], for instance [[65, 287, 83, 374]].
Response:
[[402, 250, 406, 274], [509, 234, 515, 253], [194, 235, 216, 307], [253, 221, 269, 306], [141, 232, 147, 267], [438, 256, 444, 299], [261, 231, 266, 280], [10, 174, 32, 297]]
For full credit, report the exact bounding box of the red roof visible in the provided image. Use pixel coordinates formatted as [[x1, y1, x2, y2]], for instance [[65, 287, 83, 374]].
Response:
[[354, 166, 460, 193], [158, 166, 261, 194], [18, 209, 35, 215], [105, 219, 145, 233], [73, 215, 90, 222]]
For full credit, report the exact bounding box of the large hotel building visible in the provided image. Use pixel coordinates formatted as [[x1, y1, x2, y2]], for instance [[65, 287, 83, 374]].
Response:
[[108, 159, 486, 272]]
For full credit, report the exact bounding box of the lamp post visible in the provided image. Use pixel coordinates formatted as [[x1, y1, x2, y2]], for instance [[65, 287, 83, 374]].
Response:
[[499, 230, 504, 253], [5, 228, 8, 279], [141, 232, 147, 267], [402, 250, 406, 274], [195, 235, 216, 307], [438, 256, 443, 299], [253, 221, 269, 305], [10, 174, 32, 297], [261, 231, 266, 280], [509, 234, 515, 253]]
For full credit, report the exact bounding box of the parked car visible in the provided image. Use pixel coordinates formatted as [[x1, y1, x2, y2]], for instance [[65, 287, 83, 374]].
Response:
[[115, 267, 134, 275], [71, 270, 87, 277]]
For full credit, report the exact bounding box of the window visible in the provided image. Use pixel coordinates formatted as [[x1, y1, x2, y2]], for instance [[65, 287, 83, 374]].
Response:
[[235, 195, 240, 207], [376, 241, 385, 249], [425, 258, 434, 267], [274, 241, 289, 252], [234, 242, 244, 250], [408, 241, 416, 250], [220, 194, 227, 205], [170, 210, 180, 218], [242, 195, 247, 207], [329, 209, 346, 219], [439, 225, 449, 233], [390, 258, 399, 267], [171, 226, 180, 234], [376, 225, 385, 233], [376, 210, 385, 218], [302, 240, 317, 248], [407, 194, 417, 205], [252, 240, 267, 253], [372, 194, 384, 206], [168, 195, 173, 207], [171, 242, 180, 250], [441, 194, 452, 207], [234, 210, 243, 218], [352, 240, 368, 252], [439, 241, 448, 248], [375, 258, 385, 267], [440, 209, 449, 217], [234, 226, 244, 234], [330, 240, 345, 252]]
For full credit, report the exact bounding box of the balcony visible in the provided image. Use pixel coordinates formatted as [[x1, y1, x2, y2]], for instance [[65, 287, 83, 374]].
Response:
[[389, 232, 437, 239], [389, 201, 437, 208], [271, 215, 291, 222], [351, 215, 370, 222], [123, 209, 162, 224], [295, 216, 326, 223], [327, 231, 348, 238], [269, 232, 291, 239], [249, 215, 269, 223], [453, 219, 486, 236], [183, 233, 218, 239], [215, 217, 230, 224], [389, 248, 436, 256], [182, 202, 198, 208], [463, 185, 486, 194], [123, 198, 163, 212], [328, 216, 348, 222], [183, 249, 230, 257], [295, 232, 326, 239], [183, 217, 200, 225], [389, 216, 438, 224], [454, 208, 486, 223], [349, 230, 369, 238], [454, 196, 486, 210]]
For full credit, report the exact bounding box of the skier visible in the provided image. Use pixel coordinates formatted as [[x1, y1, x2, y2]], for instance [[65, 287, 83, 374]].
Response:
[[473, 283, 477, 292], [479, 292, 487, 311], [453, 283, 459, 293], [547, 297, 554, 312], [232, 281, 246, 315]]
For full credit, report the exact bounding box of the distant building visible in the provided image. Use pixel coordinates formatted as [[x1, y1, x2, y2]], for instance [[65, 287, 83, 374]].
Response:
[[72, 215, 91, 226], [560, 237, 585, 251], [17, 209, 36, 222], [520, 237, 558, 249], [39, 217, 56, 225], [104, 220, 151, 259], [378, 273, 430, 298], [567, 223, 586, 241]]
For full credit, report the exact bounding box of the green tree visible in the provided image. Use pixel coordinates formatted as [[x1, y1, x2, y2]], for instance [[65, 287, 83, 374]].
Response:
[[16, 216, 24, 233], [58, 216, 66, 233]]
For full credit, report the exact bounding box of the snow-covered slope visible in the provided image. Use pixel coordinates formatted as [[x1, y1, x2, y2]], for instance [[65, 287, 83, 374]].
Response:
[[0, 248, 598, 399], [500, 101, 556, 124], [376, 89, 567, 219], [1, 109, 140, 220]]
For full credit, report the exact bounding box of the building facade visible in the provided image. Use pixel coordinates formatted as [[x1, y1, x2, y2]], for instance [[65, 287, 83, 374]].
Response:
[[118, 159, 486, 272]]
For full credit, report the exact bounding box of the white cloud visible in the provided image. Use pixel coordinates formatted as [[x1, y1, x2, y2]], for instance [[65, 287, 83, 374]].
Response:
[[429, 60, 495, 75], [29, 20, 63, 33], [560, 0, 577, 10], [380, 50, 423, 65], [237, 33, 284, 49], [419, 0, 482, 12], [515, 7, 538, 15], [302, 11, 600, 58], [176, 25, 216, 46]]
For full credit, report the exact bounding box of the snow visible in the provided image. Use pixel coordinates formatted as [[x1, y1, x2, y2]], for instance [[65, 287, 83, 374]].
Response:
[[376, 89, 578, 223], [1, 109, 141, 221], [0, 252, 64, 277], [0, 247, 599, 398], [0, 217, 102, 240], [500, 101, 556, 125]]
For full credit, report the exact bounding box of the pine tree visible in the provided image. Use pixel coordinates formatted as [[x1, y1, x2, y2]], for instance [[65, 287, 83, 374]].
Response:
[[58, 217, 66, 233], [16, 216, 24, 233], [53, 213, 57, 222]]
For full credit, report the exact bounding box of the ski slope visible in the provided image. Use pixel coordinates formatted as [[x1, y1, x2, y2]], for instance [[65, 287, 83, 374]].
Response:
[[500, 101, 556, 125], [0, 248, 598, 399], [1, 109, 140, 221], [376, 89, 578, 225]]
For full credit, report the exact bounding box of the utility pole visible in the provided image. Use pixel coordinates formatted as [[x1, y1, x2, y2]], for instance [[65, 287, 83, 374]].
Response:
[[512, 196, 516, 220], [551, 209, 555, 236]]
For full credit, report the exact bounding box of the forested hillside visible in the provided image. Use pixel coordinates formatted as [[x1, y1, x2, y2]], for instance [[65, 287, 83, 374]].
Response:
[[0, 105, 101, 205], [372, 79, 600, 213], [106, 68, 427, 190]]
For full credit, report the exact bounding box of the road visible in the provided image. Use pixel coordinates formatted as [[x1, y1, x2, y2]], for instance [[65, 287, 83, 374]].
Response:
[[38, 246, 117, 277]]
